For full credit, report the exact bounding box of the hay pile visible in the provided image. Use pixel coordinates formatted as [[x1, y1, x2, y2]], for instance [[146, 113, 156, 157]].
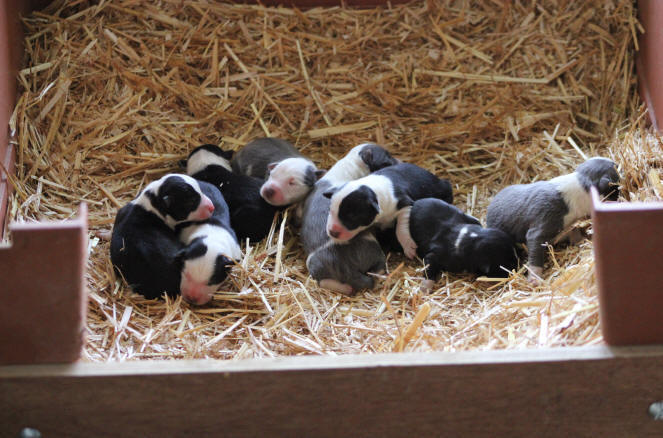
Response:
[[7, 0, 658, 361]]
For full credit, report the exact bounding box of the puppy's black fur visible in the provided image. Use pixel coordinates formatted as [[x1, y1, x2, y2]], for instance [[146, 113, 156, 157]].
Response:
[[486, 157, 620, 276], [185, 144, 278, 242], [110, 174, 213, 299], [410, 198, 519, 280], [231, 137, 301, 178], [323, 163, 452, 253], [176, 181, 239, 291], [146, 176, 206, 224], [111, 204, 185, 299]]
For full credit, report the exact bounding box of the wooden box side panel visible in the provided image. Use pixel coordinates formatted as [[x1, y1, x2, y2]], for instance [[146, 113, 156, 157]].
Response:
[[592, 189, 663, 345], [1, 347, 663, 437], [638, 0, 663, 131], [0, 205, 88, 365], [0, 0, 27, 235]]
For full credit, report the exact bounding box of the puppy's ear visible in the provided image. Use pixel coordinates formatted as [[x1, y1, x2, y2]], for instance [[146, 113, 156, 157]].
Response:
[[267, 162, 279, 171], [396, 195, 414, 210], [314, 169, 327, 180], [598, 175, 619, 200], [323, 188, 338, 199], [217, 254, 235, 271], [359, 147, 372, 165], [362, 186, 380, 213], [174, 248, 187, 265]]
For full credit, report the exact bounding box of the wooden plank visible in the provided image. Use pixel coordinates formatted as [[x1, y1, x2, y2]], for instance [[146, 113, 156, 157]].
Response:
[[2, 346, 663, 437], [591, 188, 663, 345], [0, 204, 88, 365], [637, 0, 663, 131]]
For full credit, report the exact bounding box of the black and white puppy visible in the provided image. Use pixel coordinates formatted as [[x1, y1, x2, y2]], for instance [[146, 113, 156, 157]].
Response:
[[405, 198, 518, 289], [486, 157, 620, 282], [185, 144, 277, 242], [301, 143, 398, 295], [231, 137, 325, 206], [177, 181, 242, 306], [110, 174, 216, 299], [323, 162, 453, 258]]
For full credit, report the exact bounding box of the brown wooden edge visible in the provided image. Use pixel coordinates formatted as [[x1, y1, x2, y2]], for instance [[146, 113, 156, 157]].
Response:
[[591, 188, 663, 345], [638, 0, 663, 131], [1, 345, 663, 437], [0, 204, 88, 365]]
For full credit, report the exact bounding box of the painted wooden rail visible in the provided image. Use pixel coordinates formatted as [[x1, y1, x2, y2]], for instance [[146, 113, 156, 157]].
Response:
[[2, 346, 663, 437], [0, 204, 88, 365]]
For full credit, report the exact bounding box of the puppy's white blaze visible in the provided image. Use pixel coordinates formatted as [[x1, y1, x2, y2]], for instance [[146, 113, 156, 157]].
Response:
[[187, 149, 231, 174], [181, 223, 242, 260], [330, 174, 399, 230], [321, 144, 371, 184], [132, 174, 207, 229], [454, 225, 470, 251], [266, 157, 315, 204], [550, 172, 592, 227], [396, 207, 417, 259], [181, 249, 218, 289]]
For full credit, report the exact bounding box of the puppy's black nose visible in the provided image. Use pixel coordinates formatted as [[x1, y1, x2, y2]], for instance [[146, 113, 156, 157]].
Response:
[[329, 230, 340, 238], [264, 187, 274, 198]]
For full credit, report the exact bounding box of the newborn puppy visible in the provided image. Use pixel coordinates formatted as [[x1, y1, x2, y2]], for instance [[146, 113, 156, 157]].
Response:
[[110, 174, 215, 299], [185, 144, 277, 242], [486, 157, 620, 281], [324, 162, 453, 258], [301, 143, 398, 295], [231, 137, 325, 206], [177, 181, 241, 306], [406, 198, 518, 289]]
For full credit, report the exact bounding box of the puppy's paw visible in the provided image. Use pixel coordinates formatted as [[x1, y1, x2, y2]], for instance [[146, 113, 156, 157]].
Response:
[[396, 208, 417, 259], [401, 237, 418, 259], [319, 279, 354, 296], [527, 265, 543, 285], [421, 279, 436, 292]]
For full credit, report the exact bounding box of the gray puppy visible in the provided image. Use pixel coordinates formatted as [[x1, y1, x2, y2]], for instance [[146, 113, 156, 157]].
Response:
[[300, 143, 397, 295], [231, 137, 324, 206], [486, 157, 620, 282]]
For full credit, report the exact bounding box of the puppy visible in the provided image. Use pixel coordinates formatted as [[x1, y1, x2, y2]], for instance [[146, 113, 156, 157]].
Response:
[[486, 157, 620, 281], [405, 198, 518, 289], [110, 174, 215, 299], [177, 181, 242, 306], [185, 144, 277, 242], [300, 143, 398, 295], [231, 137, 325, 206], [324, 162, 453, 258]]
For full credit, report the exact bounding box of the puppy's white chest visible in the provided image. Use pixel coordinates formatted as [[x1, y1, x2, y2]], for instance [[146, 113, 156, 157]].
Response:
[[551, 173, 591, 227]]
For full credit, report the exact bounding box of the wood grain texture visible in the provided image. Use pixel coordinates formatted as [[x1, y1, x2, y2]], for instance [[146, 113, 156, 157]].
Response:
[[638, 0, 663, 131], [2, 346, 663, 437], [592, 189, 663, 345], [239, 0, 413, 7], [0, 204, 88, 365], [0, 0, 25, 236]]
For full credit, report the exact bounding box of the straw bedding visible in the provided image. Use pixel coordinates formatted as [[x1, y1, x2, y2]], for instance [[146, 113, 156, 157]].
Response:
[[6, 0, 658, 361]]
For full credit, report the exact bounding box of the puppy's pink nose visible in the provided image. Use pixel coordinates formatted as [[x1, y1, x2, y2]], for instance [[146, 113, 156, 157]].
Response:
[[203, 197, 214, 213], [263, 187, 275, 199], [182, 284, 210, 305], [328, 223, 344, 239]]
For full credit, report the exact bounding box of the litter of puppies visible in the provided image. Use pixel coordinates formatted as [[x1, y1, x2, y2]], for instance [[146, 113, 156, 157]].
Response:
[[8, 0, 660, 360]]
